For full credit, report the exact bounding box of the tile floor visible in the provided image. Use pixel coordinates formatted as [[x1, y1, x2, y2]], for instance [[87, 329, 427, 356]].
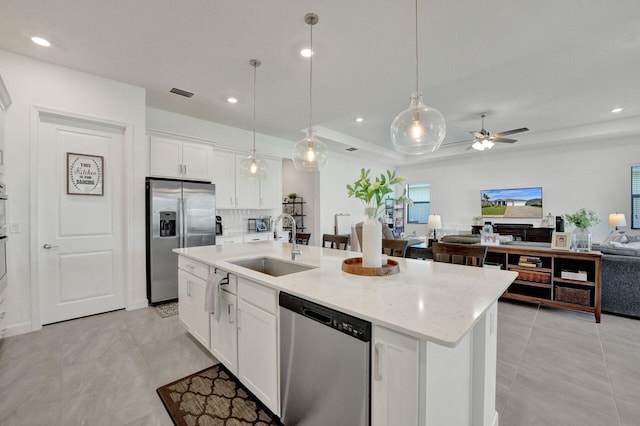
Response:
[[0, 301, 638, 425]]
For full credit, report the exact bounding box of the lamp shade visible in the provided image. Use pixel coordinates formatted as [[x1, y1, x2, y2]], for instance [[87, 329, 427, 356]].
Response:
[[239, 151, 269, 180], [608, 213, 627, 227], [292, 129, 328, 172], [428, 214, 442, 230], [391, 92, 446, 155]]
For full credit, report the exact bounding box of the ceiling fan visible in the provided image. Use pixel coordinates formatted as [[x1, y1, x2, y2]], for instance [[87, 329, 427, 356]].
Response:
[[467, 113, 529, 151]]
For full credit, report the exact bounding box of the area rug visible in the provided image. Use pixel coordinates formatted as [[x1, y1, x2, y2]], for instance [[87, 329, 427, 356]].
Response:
[[157, 364, 279, 426], [155, 302, 179, 318]]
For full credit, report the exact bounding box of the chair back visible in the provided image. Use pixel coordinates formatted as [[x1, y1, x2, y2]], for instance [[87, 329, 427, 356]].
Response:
[[382, 239, 409, 258], [431, 242, 487, 267], [295, 232, 311, 245], [322, 234, 350, 250]]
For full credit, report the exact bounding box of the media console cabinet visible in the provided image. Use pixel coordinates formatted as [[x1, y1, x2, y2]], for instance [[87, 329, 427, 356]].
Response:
[[485, 245, 602, 322]]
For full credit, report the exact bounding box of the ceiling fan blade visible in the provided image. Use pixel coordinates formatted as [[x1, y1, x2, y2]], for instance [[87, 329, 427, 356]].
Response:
[[490, 137, 518, 143], [493, 127, 529, 137]]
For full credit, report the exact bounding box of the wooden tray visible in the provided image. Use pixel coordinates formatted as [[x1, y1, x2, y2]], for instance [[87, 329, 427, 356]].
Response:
[[342, 257, 400, 276]]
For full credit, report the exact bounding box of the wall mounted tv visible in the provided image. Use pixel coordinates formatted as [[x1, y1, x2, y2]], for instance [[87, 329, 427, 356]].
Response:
[[481, 187, 543, 218]]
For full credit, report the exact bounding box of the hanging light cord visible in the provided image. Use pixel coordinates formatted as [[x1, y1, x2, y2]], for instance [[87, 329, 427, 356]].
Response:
[[308, 20, 314, 137], [414, 0, 419, 94], [252, 61, 257, 153]]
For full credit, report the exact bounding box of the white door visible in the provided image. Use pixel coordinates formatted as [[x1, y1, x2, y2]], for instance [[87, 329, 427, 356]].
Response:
[[38, 114, 125, 324], [181, 141, 212, 181], [259, 158, 281, 209], [211, 151, 236, 209], [234, 156, 259, 209], [149, 135, 182, 178], [211, 289, 238, 375]]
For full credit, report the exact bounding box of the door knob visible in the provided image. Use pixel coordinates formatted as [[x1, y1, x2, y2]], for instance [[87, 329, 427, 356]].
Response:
[[43, 243, 60, 249]]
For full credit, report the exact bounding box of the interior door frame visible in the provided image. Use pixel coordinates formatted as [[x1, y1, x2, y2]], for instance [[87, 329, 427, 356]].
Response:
[[29, 106, 135, 330]]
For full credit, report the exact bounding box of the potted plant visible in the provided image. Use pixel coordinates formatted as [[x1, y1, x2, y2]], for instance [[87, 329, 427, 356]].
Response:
[[287, 192, 298, 201], [564, 208, 600, 252], [346, 169, 411, 267]]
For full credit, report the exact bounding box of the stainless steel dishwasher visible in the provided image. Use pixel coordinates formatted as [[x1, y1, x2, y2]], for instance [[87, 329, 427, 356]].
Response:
[[279, 292, 371, 426]]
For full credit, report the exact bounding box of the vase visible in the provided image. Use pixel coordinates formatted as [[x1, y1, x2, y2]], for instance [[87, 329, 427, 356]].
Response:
[[362, 208, 382, 267], [572, 227, 592, 252]]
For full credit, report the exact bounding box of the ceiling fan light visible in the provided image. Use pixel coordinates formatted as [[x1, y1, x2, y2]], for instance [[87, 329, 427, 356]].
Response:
[[483, 139, 494, 149], [472, 140, 485, 151], [391, 92, 446, 155], [293, 129, 328, 172]]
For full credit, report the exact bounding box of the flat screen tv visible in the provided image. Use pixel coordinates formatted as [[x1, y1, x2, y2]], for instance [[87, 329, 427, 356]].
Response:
[[481, 187, 543, 218]]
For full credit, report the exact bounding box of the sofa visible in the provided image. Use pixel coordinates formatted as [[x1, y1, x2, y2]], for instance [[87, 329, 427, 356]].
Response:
[[593, 234, 640, 318]]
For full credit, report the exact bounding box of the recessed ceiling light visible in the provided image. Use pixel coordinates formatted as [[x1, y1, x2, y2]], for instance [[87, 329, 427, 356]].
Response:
[[611, 107, 623, 113], [31, 36, 51, 47], [355, 117, 364, 123], [300, 48, 313, 58], [227, 97, 238, 104]]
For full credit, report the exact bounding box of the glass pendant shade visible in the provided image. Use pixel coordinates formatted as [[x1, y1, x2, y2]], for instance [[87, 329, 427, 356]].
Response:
[[239, 149, 269, 180], [292, 129, 328, 172], [391, 92, 446, 155]]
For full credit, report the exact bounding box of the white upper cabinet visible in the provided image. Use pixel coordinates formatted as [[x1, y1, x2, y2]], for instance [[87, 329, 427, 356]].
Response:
[[211, 150, 236, 209], [211, 150, 281, 209], [149, 135, 213, 181], [259, 158, 282, 209]]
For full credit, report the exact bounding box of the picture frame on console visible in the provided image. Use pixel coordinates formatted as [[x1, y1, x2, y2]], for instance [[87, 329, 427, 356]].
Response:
[[480, 232, 500, 246], [551, 231, 571, 251]]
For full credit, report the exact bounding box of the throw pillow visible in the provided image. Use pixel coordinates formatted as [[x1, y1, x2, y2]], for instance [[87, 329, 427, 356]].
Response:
[[601, 230, 628, 246]]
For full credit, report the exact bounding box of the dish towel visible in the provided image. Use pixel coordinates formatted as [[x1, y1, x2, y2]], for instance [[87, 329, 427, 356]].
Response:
[[204, 272, 227, 320]]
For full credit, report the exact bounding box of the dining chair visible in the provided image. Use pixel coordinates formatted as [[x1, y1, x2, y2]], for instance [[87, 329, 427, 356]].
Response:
[[322, 234, 350, 250], [382, 238, 409, 258], [295, 232, 311, 245], [431, 242, 487, 267]]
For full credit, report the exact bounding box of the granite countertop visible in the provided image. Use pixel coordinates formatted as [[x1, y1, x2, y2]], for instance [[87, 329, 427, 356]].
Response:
[[175, 242, 517, 347]]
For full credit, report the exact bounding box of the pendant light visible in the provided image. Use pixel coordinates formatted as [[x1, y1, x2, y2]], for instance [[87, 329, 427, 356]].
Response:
[[240, 59, 269, 180], [293, 13, 328, 172], [390, 0, 446, 155]]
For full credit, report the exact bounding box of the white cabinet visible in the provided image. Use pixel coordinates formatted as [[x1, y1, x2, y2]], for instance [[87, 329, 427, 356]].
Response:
[[149, 135, 213, 181], [211, 272, 238, 375], [211, 150, 281, 209], [259, 158, 282, 209], [216, 235, 244, 245], [234, 156, 260, 209], [237, 277, 279, 415], [211, 150, 236, 209], [178, 265, 211, 349], [372, 325, 419, 426], [243, 233, 271, 243]]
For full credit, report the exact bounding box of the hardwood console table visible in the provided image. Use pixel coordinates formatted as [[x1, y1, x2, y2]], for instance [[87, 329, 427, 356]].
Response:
[[471, 223, 554, 243], [485, 245, 602, 322]]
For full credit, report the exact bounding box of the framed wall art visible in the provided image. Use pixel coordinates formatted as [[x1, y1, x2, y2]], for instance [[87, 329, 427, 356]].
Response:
[[67, 152, 104, 195]]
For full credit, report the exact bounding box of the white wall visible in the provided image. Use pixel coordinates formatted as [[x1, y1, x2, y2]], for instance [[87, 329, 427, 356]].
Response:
[[282, 159, 317, 243], [318, 152, 396, 245], [397, 136, 640, 243], [0, 49, 147, 335], [146, 107, 293, 158]]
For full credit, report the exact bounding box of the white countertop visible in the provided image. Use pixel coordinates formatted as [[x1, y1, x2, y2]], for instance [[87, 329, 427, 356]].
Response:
[[175, 241, 517, 347]]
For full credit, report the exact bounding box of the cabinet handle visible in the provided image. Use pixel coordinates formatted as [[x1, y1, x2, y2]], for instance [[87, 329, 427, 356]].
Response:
[[230, 197, 233, 205], [187, 281, 191, 296], [237, 308, 242, 330], [178, 164, 182, 175], [184, 164, 187, 175], [374, 343, 384, 381], [228, 303, 234, 323]]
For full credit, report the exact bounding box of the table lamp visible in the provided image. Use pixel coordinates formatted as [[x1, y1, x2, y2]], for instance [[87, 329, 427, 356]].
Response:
[[428, 214, 442, 241], [608, 213, 627, 231]]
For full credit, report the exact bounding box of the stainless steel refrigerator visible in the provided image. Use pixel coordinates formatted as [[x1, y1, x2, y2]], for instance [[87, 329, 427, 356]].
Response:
[[146, 178, 216, 305]]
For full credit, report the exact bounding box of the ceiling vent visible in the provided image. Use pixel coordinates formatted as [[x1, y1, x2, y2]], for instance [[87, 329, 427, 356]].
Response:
[[169, 87, 194, 98], [345, 147, 358, 152]]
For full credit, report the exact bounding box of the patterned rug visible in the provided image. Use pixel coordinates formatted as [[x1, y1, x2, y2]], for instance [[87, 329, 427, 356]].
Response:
[[157, 364, 279, 426], [155, 302, 179, 318]]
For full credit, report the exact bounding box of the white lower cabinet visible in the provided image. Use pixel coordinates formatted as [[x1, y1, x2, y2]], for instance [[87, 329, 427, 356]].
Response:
[[178, 269, 210, 349], [237, 298, 278, 415], [372, 325, 420, 426], [210, 288, 238, 375]]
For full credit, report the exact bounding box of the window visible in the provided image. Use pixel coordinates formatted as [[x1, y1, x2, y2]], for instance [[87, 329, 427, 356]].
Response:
[[633, 166, 640, 229], [407, 183, 430, 224]]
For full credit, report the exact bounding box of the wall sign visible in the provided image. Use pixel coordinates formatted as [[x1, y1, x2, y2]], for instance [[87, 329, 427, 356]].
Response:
[[67, 152, 104, 195]]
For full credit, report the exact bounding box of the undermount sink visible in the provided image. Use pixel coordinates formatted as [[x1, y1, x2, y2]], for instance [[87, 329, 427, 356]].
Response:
[[229, 257, 317, 277]]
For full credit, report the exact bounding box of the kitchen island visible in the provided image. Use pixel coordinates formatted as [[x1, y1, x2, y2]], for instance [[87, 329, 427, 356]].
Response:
[[175, 241, 517, 426]]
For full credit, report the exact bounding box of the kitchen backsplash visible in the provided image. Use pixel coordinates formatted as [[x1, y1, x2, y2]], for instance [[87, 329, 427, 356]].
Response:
[[217, 209, 276, 235]]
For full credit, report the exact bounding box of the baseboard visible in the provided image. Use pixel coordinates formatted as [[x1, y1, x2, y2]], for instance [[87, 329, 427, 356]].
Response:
[[4, 321, 35, 337], [128, 298, 149, 311]]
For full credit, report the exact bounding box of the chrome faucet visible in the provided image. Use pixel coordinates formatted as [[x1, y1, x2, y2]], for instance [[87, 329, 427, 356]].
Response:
[[275, 213, 301, 260]]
